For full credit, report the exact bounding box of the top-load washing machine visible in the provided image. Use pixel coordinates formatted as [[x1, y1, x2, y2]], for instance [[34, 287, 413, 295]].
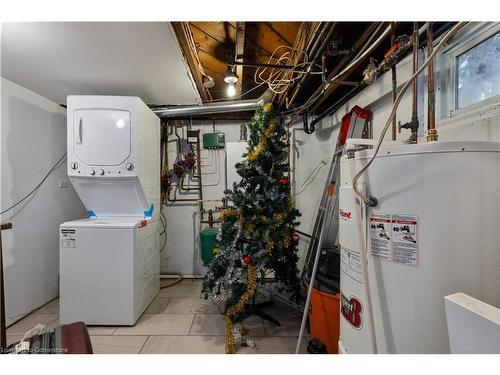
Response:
[[60, 96, 160, 326]]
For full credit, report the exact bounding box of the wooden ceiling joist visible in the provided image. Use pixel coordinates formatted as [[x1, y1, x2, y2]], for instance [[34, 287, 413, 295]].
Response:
[[181, 21, 303, 101], [171, 22, 211, 102], [235, 22, 245, 95]]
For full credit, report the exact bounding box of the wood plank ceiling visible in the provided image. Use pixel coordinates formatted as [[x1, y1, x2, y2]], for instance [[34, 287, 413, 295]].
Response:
[[172, 22, 303, 101], [171, 21, 439, 117]]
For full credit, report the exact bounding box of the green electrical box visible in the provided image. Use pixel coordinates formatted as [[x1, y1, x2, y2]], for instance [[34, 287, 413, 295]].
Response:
[[203, 132, 225, 149]]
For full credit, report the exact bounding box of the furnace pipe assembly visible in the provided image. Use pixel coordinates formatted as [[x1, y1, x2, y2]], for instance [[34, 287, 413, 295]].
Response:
[[352, 21, 467, 207]]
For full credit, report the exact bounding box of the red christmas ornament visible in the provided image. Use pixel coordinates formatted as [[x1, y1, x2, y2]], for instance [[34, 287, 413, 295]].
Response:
[[279, 176, 288, 185], [243, 255, 252, 265], [291, 233, 300, 243]]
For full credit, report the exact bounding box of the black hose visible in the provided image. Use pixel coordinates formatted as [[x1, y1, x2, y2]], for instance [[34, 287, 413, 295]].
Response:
[[303, 109, 315, 134]]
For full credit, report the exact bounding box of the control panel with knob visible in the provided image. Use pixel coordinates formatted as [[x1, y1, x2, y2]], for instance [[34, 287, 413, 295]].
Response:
[[71, 162, 78, 170], [99, 169, 105, 176], [90, 169, 96, 176], [125, 163, 134, 171]]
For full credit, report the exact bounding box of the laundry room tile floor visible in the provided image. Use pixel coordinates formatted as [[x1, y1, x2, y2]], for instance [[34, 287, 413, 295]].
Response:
[[6, 279, 307, 354]]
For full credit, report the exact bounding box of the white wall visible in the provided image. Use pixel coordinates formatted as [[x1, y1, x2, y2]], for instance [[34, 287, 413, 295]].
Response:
[[445, 292, 500, 354], [292, 24, 500, 269], [162, 120, 246, 275], [1, 78, 86, 326]]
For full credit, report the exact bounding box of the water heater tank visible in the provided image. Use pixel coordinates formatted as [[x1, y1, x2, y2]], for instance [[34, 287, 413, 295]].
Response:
[[338, 141, 500, 353]]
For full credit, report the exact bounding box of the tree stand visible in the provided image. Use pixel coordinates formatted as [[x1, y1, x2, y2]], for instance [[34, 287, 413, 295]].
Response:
[[244, 294, 281, 327]]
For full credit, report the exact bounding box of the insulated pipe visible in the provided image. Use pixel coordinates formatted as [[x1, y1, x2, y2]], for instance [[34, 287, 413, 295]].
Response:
[[153, 98, 263, 118]]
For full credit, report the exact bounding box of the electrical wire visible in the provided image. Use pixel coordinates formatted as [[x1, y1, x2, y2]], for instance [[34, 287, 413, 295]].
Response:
[[253, 45, 323, 95], [160, 274, 184, 289], [1, 152, 67, 215], [352, 22, 467, 206], [295, 160, 328, 195]]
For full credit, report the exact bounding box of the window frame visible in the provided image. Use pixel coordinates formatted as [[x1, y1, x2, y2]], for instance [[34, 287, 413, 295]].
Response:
[[439, 22, 500, 119]]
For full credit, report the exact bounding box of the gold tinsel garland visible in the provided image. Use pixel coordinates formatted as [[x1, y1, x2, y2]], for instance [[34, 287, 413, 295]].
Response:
[[218, 208, 239, 222], [246, 118, 278, 161], [225, 264, 257, 354], [223, 103, 296, 353]]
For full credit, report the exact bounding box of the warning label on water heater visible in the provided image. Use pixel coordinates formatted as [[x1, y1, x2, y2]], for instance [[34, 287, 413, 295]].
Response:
[[368, 212, 418, 266], [391, 214, 418, 266], [369, 213, 391, 260]]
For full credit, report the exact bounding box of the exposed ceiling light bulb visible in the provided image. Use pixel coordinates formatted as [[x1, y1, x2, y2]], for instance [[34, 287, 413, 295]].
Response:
[[224, 70, 238, 84], [227, 83, 236, 97]]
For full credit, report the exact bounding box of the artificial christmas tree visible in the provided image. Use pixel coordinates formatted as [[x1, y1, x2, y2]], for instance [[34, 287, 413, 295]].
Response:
[[202, 103, 301, 353]]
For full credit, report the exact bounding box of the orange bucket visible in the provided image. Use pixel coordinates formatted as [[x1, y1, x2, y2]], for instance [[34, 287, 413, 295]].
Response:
[[306, 284, 340, 354]]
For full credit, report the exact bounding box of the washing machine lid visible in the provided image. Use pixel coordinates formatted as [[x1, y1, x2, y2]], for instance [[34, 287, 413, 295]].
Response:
[[61, 217, 147, 229], [73, 109, 131, 166], [69, 176, 154, 219]]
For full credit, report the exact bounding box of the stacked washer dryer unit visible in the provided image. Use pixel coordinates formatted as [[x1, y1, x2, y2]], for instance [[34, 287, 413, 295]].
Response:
[[60, 96, 160, 326], [338, 141, 500, 353]]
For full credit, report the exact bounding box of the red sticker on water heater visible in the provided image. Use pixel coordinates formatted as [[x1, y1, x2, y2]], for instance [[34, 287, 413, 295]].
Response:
[[341, 293, 363, 329]]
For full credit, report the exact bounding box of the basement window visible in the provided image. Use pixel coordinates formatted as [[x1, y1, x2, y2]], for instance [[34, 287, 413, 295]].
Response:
[[456, 32, 500, 109]]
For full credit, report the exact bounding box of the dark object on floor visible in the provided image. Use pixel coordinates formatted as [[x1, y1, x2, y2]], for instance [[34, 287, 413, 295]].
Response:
[[307, 338, 328, 354], [7, 321, 93, 354], [60, 321, 93, 354], [244, 294, 281, 327]]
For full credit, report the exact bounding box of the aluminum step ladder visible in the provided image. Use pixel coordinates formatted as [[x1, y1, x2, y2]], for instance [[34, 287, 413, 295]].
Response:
[[296, 105, 372, 353]]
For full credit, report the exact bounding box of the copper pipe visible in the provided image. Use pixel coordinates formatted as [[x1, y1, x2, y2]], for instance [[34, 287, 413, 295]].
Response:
[[391, 22, 398, 141], [412, 22, 419, 118], [426, 24, 437, 142]]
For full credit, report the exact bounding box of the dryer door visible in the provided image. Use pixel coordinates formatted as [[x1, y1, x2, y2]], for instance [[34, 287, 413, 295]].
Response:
[[73, 109, 131, 166]]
